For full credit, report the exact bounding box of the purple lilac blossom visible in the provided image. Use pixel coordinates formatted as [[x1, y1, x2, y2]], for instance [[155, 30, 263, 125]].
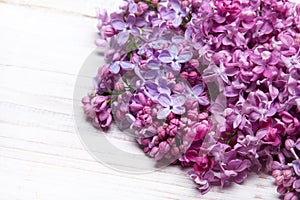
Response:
[[83, 0, 300, 198]]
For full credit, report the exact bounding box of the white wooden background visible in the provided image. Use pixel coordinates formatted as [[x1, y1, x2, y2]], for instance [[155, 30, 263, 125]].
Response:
[[0, 0, 298, 199]]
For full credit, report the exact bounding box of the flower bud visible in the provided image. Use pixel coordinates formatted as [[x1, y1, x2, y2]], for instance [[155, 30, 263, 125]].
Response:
[[114, 81, 125, 92], [138, 2, 149, 12], [296, 33, 300, 43], [159, 141, 170, 153], [151, 0, 158, 6], [275, 175, 284, 185], [189, 59, 200, 68], [283, 170, 292, 180], [104, 25, 115, 37], [149, 146, 159, 157], [272, 169, 282, 178], [276, 185, 287, 195], [173, 82, 186, 94], [181, 0, 189, 7], [284, 192, 298, 200]]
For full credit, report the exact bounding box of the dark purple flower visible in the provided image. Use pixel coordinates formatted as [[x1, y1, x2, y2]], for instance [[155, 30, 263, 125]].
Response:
[[193, 155, 214, 174]]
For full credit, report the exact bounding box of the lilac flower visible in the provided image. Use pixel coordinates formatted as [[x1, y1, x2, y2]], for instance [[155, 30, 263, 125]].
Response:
[[109, 61, 135, 74], [242, 90, 277, 122], [221, 158, 251, 185], [158, 44, 193, 71], [91, 95, 113, 130], [189, 170, 216, 195], [144, 78, 172, 101], [191, 84, 210, 106], [169, 0, 188, 27], [193, 155, 214, 174], [111, 14, 140, 45], [157, 93, 186, 119], [202, 62, 229, 91], [292, 160, 300, 177], [151, 7, 175, 28]]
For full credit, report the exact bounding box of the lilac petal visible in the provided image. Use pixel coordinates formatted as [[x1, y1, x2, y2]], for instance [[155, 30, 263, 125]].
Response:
[[143, 70, 157, 79], [157, 108, 171, 119], [178, 51, 193, 63], [236, 160, 251, 172], [233, 114, 242, 129], [172, 106, 186, 115], [253, 65, 265, 74], [234, 171, 248, 184], [161, 9, 175, 20], [198, 97, 210, 106], [120, 61, 134, 70], [171, 61, 181, 71], [265, 107, 277, 117], [128, 1, 138, 13], [172, 16, 182, 27], [98, 111, 109, 121], [117, 31, 130, 45], [169, 44, 179, 57], [127, 14, 136, 26], [249, 111, 261, 121], [144, 81, 158, 98], [147, 60, 160, 70], [131, 27, 140, 36], [171, 1, 181, 12], [111, 19, 126, 30], [172, 35, 185, 44], [261, 22, 273, 35], [158, 86, 171, 95], [158, 51, 173, 63], [158, 94, 171, 107], [109, 62, 120, 74], [172, 95, 186, 106], [269, 85, 279, 100], [193, 85, 204, 96], [224, 170, 238, 177]]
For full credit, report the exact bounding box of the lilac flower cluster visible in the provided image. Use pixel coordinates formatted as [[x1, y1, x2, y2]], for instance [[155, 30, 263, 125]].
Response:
[[82, 0, 300, 198]]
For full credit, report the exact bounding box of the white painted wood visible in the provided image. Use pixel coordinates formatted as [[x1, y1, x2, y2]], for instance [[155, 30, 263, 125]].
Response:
[[1, 0, 298, 199]]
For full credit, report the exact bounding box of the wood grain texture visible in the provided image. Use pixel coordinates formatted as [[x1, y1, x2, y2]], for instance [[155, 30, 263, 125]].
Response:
[[0, 0, 298, 199]]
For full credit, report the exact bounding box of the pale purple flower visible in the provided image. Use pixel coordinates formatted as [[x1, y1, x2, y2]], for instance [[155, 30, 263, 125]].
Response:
[[151, 7, 175, 28], [144, 78, 172, 101], [111, 14, 140, 44], [157, 93, 186, 119], [191, 84, 210, 106], [292, 160, 300, 176], [169, 0, 188, 27], [158, 44, 193, 71], [109, 61, 135, 74]]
